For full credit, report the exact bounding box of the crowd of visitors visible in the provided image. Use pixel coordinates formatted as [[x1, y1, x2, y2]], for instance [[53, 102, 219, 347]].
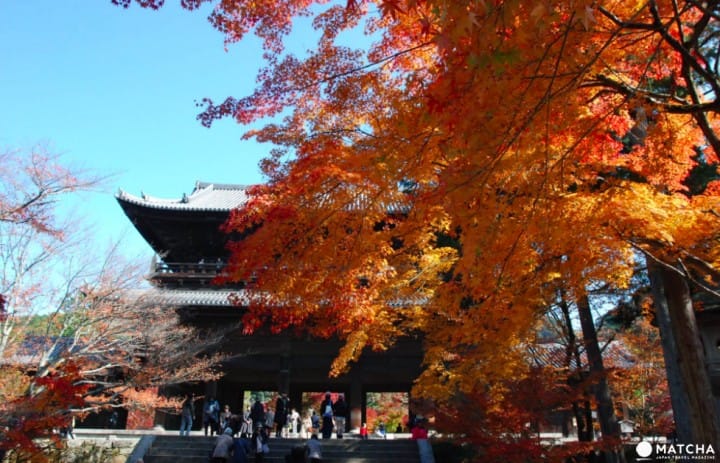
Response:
[[177, 390, 430, 463], [209, 427, 267, 463], [183, 391, 352, 439], [207, 424, 317, 463]]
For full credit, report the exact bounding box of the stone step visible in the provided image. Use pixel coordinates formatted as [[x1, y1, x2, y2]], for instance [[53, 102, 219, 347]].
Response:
[[150, 442, 417, 449], [143, 436, 421, 463], [150, 437, 417, 449], [146, 450, 417, 459], [143, 456, 423, 462], [145, 449, 418, 455]]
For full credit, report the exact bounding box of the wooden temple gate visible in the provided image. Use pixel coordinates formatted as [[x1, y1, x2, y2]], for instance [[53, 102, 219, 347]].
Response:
[[116, 182, 423, 432]]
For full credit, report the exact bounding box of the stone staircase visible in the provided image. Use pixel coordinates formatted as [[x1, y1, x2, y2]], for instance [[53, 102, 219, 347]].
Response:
[[141, 436, 423, 463]]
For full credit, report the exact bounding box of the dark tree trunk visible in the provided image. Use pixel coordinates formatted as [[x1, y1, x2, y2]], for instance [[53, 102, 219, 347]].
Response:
[[647, 260, 720, 447], [576, 399, 595, 442], [560, 292, 595, 442], [647, 259, 693, 443], [577, 294, 623, 463]]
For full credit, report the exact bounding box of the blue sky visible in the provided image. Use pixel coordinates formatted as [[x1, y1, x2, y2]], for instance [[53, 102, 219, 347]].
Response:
[[0, 1, 318, 258]]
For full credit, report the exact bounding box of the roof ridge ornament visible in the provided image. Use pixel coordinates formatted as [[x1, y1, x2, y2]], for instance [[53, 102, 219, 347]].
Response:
[[189, 183, 215, 201], [194, 181, 215, 192]]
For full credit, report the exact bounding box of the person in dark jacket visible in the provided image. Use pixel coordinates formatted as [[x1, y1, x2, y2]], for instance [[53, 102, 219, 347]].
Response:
[[231, 433, 252, 463], [250, 398, 265, 431], [274, 392, 289, 438], [319, 392, 334, 439], [205, 397, 221, 436], [253, 426, 270, 463], [332, 395, 347, 439]]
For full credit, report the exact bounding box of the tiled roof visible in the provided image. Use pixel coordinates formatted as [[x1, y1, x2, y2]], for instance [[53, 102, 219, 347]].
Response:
[[526, 340, 634, 369], [130, 288, 256, 307], [2, 336, 75, 367], [130, 287, 425, 309], [116, 181, 252, 212], [117, 181, 412, 215], [527, 342, 583, 369]]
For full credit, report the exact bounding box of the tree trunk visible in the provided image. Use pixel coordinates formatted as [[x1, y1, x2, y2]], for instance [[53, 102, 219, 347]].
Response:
[[560, 291, 595, 442], [647, 259, 693, 443], [577, 294, 623, 463], [647, 260, 720, 447]]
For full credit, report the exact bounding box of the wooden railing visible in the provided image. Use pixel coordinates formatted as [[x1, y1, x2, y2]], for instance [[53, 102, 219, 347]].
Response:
[[151, 261, 225, 276]]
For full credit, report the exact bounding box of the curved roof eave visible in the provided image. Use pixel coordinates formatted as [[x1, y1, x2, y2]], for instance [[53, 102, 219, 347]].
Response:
[[116, 182, 253, 212]]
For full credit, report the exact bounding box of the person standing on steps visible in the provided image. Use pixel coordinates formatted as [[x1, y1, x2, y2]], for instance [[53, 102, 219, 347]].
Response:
[[274, 392, 289, 438], [376, 421, 387, 439], [220, 404, 233, 435], [265, 406, 275, 435], [180, 394, 195, 436], [319, 392, 334, 439], [310, 409, 320, 436], [289, 408, 300, 437], [332, 394, 347, 439], [205, 396, 221, 436], [240, 406, 253, 435], [250, 398, 265, 431]]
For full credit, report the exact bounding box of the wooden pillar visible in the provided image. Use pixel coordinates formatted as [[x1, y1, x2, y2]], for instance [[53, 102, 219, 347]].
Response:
[[290, 388, 303, 418], [278, 353, 290, 395], [205, 381, 218, 401], [349, 374, 363, 431], [237, 387, 248, 415]]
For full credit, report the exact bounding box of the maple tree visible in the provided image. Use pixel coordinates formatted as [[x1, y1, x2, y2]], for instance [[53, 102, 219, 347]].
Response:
[[365, 392, 407, 432], [431, 365, 604, 462], [0, 147, 224, 460], [0, 146, 96, 234], [120, 0, 720, 457]]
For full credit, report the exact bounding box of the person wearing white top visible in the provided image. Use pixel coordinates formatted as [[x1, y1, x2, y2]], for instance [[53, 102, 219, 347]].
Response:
[[289, 408, 300, 437]]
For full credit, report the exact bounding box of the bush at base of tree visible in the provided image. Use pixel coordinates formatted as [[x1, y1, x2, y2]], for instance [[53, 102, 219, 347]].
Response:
[[3, 441, 123, 463]]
